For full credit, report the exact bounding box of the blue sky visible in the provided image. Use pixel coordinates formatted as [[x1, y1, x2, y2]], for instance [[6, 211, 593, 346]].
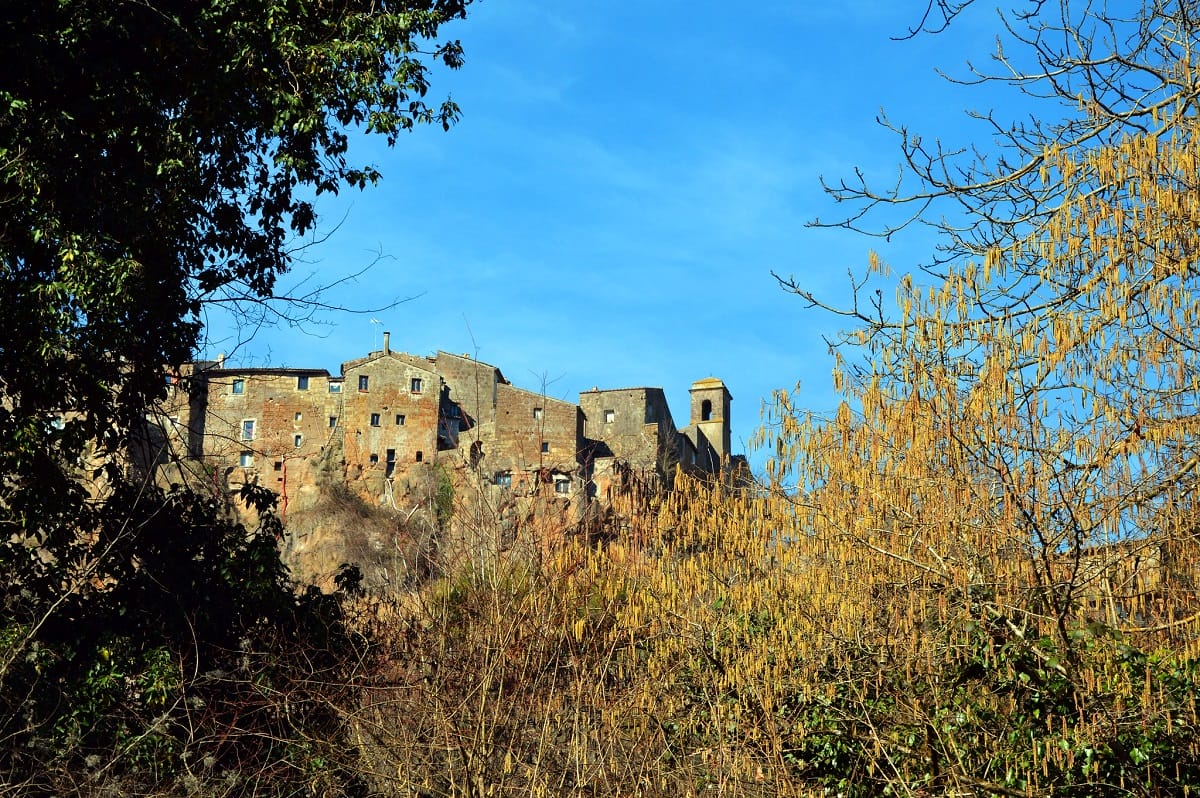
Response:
[[202, 1, 1017, 468]]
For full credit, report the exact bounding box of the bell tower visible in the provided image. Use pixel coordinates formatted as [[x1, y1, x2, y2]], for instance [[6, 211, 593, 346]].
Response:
[[689, 377, 731, 461]]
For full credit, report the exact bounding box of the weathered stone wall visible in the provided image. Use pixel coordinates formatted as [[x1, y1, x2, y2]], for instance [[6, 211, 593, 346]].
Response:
[[340, 353, 442, 494], [435, 351, 500, 429]]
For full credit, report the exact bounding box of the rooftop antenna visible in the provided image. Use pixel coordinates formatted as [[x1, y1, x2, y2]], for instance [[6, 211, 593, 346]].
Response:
[[370, 318, 382, 352]]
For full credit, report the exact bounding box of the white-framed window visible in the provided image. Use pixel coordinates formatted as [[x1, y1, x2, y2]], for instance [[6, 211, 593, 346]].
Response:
[[604, 409, 614, 423], [239, 451, 253, 467], [296, 375, 309, 390], [329, 381, 342, 393], [241, 419, 256, 441], [554, 477, 571, 495], [232, 378, 245, 395]]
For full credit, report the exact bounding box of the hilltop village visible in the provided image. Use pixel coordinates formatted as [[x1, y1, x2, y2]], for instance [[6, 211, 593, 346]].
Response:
[[160, 333, 742, 538]]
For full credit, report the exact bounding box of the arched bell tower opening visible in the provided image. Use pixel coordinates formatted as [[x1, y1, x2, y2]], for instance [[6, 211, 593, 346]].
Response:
[[701, 399, 713, 421]]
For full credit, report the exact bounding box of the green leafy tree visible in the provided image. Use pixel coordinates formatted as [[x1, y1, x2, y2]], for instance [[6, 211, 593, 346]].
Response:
[[0, 0, 468, 792]]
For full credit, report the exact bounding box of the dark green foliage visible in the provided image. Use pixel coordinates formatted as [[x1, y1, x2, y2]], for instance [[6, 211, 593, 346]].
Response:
[[1, 482, 369, 794], [0, 1, 469, 792]]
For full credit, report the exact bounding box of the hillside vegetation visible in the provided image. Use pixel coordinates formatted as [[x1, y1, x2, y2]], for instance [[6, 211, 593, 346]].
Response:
[[7, 1, 1200, 795]]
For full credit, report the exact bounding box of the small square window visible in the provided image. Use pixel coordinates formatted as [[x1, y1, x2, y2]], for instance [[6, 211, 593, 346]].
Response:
[[273, 461, 283, 472], [370, 413, 381, 427], [296, 375, 309, 390], [232, 379, 245, 395], [358, 375, 369, 391], [329, 381, 342, 393], [369, 453, 379, 465], [604, 409, 614, 423], [541, 441, 550, 454], [293, 434, 302, 448], [239, 451, 253, 468], [329, 416, 338, 428], [533, 407, 543, 420], [395, 414, 405, 426], [411, 377, 423, 394], [241, 419, 255, 441], [554, 478, 571, 495]]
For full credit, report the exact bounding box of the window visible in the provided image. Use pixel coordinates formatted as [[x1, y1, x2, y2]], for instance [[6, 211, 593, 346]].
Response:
[[358, 375, 369, 391], [232, 378, 244, 395], [604, 409, 615, 423], [273, 461, 282, 472], [533, 407, 543, 420], [329, 416, 338, 428], [370, 413, 380, 427], [701, 399, 713, 421], [241, 419, 255, 441], [541, 441, 550, 454], [294, 412, 302, 422], [554, 477, 571, 495], [50, 416, 65, 430], [395, 413, 405, 426], [328, 381, 342, 393], [239, 451, 253, 467], [369, 453, 379, 465], [293, 434, 302, 448], [411, 377, 423, 394], [385, 449, 396, 478], [415, 451, 423, 463], [495, 472, 512, 488], [296, 375, 309, 390]]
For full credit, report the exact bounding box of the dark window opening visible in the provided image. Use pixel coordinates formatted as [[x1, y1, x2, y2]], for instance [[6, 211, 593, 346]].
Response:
[[329, 416, 337, 428], [358, 375, 369, 391], [533, 407, 543, 420], [385, 449, 396, 477], [296, 375, 309, 390], [395, 414, 405, 426], [701, 399, 713, 421], [495, 471, 512, 487], [415, 450, 423, 463], [369, 453, 379, 465], [232, 379, 244, 395], [370, 413, 380, 427], [274, 461, 283, 472], [411, 377, 423, 394], [541, 441, 550, 454]]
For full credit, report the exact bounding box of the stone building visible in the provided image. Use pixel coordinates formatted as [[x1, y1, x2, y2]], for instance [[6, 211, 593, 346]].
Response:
[[166, 335, 739, 518]]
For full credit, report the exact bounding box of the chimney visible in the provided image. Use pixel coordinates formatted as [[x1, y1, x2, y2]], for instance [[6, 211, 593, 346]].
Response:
[[217, 352, 225, 369], [383, 331, 391, 354]]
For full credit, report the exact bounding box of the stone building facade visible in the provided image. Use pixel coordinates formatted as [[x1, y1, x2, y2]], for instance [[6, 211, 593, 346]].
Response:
[[165, 334, 738, 518]]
